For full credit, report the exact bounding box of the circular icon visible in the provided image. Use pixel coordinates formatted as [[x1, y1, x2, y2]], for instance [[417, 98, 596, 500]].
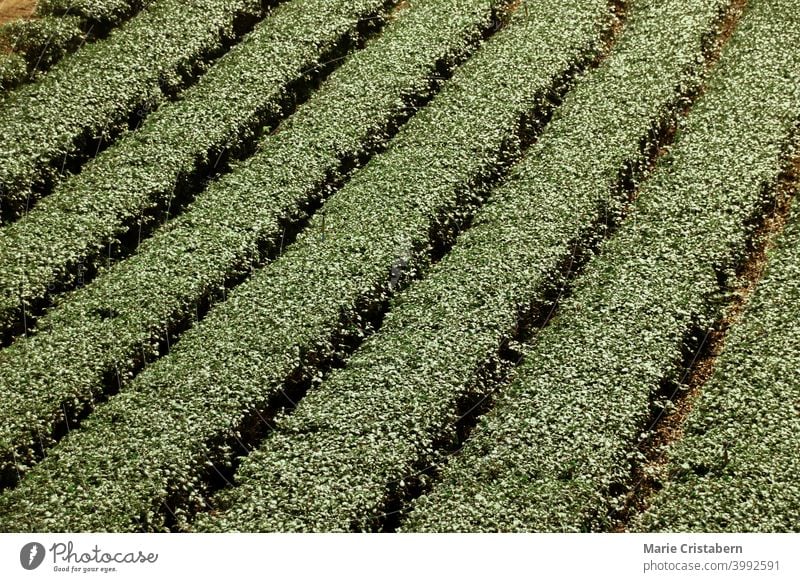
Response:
[[20, 542, 46, 570]]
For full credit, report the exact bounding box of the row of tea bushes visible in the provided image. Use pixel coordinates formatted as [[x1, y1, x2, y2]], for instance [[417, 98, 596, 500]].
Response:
[[0, 0, 614, 531], [0, 0, 396, 339], [195, 0, 740, 532], [0, 0, 506, 488], [0, 0, 269, 220], [405, 0, 800, 532], [0, 0, 157, 91], [637, 197, 800, 532]]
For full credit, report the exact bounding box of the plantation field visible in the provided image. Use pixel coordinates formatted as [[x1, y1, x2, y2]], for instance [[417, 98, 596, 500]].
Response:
[[0, 0, 798, 532]]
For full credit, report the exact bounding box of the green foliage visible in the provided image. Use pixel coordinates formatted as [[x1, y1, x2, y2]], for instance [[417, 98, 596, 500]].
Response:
[[0, 0, 265, 219], [0, 2, 158, 93], [0, 0, 612, 532], [196, 0, 738, 533], [0, 15, 85, 70], [36, 0, 145, 27], [0, 0, 499, 489], [405, 0, 800, 532], [0, 0, 392, 336], [2, 0, 795, 537], [0, 53, 27, 91], [636, 200, 800, 532]]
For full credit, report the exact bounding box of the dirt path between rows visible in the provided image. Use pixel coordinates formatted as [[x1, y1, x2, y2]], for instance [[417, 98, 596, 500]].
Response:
[[0, 0, 37, 25]]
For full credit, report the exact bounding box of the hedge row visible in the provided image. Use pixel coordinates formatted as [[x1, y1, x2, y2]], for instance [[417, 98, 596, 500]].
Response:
[[0, 16, 85, 88], [636, 196, 800, 532], [0, 53, 27, 90], [37, 0, 145, 27], [193, 0, 737, 532], [0, 0, 395, 341], [404, 0, 800, 532], [0, 1, 145, 91], [0, 0, 614, 532], [0, 0, 267, 222], [0, 0, 506, 489]]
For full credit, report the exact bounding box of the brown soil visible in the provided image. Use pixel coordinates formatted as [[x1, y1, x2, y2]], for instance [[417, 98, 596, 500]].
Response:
[[0, 0, 37, 26], [388, 0, 409, 20], [710, 0, 748, 60]]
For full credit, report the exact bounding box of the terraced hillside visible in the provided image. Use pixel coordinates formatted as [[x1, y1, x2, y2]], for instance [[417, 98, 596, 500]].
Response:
[[0, 0, 797, 532]]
